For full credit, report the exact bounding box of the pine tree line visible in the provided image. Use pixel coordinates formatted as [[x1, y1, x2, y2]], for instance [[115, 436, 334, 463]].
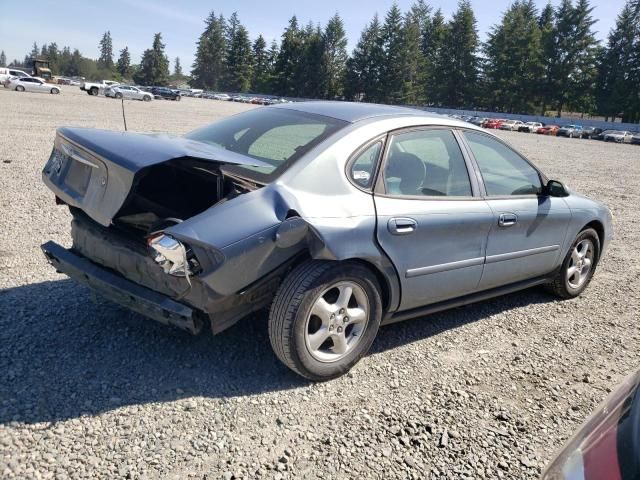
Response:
[[189, 0, 640, 121], [4, 0, 639, 120]]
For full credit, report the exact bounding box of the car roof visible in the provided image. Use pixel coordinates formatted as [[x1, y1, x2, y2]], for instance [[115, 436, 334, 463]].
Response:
[[272, 100, 445, 124]]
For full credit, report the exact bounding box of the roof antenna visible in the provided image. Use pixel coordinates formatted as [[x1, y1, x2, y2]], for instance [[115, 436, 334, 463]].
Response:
[[121, 95, 128, 131]]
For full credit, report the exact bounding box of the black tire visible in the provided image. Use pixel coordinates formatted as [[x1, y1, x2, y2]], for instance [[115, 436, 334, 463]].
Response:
[[16, 85, 24, 92], [50, 88, 59, 94], [90, 87, 98, 96], [175, 96, 181, 101], [143, 95, 151, 102], [546, 228, 600, 299], [115, 92, 123, 99], [269, 260, 383, 381]]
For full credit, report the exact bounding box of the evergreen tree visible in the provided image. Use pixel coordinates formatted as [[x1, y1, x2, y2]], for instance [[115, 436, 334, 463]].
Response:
[[401, 7, 426, 104], [538, 3, 557, 114], [1, 50, 7, 67], [484, 0, 543, 113], [134, 33, 170, 86], [596, 0, 640, 122], [30, 42, 39, 60], [274, 16, 304, 96], [423, 9, 448, 105], [226, 22, 253, 92], [344, 14, 384, 102], [321, 13, 348, 99], [191, 12, 227, 89], [98, 31, 114, 70], [46, 43, 60, 73], [551, 0, 598, 116], [174, 57, 182, 76], [380, 4, 406, 104], [300, 22, 325, 98], [116, 47, 131, 77], [251, 35, 269, 92], [441, 0, 479, 107]]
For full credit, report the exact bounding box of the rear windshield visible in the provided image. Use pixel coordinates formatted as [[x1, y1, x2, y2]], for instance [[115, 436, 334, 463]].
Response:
[[185, 107, 348, 182]]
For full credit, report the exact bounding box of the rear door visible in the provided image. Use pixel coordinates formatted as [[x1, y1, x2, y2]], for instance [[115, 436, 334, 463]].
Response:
[[461, 130, 571, 290], [373, 128, 494, 311]]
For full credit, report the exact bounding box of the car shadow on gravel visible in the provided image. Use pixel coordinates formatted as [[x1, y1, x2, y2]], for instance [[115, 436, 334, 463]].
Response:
[[0, 278, 556, 425]]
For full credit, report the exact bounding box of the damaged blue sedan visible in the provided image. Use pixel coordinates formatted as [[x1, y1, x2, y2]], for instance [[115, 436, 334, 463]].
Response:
[[42, 102, 612, 380]]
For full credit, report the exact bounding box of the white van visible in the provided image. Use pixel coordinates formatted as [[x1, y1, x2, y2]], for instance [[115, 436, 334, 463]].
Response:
[[0, 67, 32, 87]]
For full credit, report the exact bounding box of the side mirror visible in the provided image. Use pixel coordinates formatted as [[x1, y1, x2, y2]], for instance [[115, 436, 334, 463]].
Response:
[[544, 179, 569, 197]]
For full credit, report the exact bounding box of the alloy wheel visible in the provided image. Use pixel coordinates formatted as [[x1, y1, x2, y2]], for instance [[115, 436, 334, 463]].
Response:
[[566, 239, 594, 289], [304, 281, 369, 363]]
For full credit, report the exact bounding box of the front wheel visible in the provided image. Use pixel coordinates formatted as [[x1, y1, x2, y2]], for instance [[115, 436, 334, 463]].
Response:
[[90, 87, 98, 96], [143, 95, 151, 102], [16, 85, 25, 92], [269, 261, 383, 381], [115, 92, 123, 99], [546, 228, 600, 299], [50, 88, 59, 94], [175, 96, 181, 101]]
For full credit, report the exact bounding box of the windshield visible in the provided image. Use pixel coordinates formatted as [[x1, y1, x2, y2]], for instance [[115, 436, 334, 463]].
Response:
[[185, 107, 348, 182]]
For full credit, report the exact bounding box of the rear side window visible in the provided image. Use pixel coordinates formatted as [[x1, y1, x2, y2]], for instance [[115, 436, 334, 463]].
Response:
[[464, 131, 541, 196], [349, 141, 382, 189]]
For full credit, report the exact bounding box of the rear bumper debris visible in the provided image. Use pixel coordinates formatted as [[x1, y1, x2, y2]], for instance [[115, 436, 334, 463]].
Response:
[[41, 241, 204, 334]]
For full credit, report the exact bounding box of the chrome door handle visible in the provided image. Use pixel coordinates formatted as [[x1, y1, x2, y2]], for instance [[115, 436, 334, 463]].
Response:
[[499, 213, 518, 227], [388, 217, 417, 235]]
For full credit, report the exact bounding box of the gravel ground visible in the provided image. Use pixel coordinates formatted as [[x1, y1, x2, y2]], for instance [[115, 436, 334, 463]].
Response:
[[1, 85, 639, 480]]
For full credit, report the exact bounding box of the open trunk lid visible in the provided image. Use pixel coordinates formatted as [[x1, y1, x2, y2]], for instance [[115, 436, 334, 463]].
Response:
[[42, 127, 269, 226]]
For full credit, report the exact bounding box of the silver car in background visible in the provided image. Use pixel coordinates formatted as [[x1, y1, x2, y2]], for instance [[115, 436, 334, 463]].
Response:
[[9, 76, 60, 94], [105, 85, 153, 102], [41, 102, 613, 380]]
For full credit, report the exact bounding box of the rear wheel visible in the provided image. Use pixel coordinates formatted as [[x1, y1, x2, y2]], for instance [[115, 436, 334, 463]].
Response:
[[546, 228, 600, 299], [269, 261, 382, 381], [16, 85, 24, 92], [90, 87, 98, 96]]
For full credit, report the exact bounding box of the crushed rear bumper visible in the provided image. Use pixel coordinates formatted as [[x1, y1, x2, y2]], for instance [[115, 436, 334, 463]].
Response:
[[41, 241, 204, 334]]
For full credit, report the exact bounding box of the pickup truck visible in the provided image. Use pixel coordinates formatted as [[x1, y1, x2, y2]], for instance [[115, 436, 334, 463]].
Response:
[[80, 80, 119, 96]]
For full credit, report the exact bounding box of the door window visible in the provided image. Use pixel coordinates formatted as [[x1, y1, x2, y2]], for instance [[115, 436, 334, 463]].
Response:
[[464, 131, 541, 196], [349, 141, 382, 189], [383, 129, 472, 197]]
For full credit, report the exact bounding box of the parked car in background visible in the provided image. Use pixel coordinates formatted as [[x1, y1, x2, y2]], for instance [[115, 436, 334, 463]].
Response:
[[580, 127, 603, 139], [499, 120, 524, 131], [150, 87, 181, 101], [604, 130, 634, 143], [484, 118, 506, 129], [592, 129, 618, 141], [542, 369, 640, 480], [41, 102, 612, 380], [105, 85, 153, 102], [80, 80, 119, 96], [213, 93, 231, 101], [0, 67, 31, 86], [518, 122, 543, 133], [538, 125, 560, 135], [469, 117, 488, 127], [557, 124, 583, 138], [631, 134, 640, 145], [8, 76, 60, 94]]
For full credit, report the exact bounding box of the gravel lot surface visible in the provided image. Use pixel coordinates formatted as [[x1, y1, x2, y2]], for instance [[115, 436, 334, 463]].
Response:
[[1, 86, 639, 480]]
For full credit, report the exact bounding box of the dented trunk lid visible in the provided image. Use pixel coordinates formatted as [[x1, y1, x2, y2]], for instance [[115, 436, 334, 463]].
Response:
[[42, 127, 270, 226]]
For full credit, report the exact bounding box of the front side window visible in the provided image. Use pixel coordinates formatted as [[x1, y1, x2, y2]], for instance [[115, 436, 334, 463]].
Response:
[[464, 131, 542, 196], [186, 108, 348, 182], [383, 129, 472, 197]]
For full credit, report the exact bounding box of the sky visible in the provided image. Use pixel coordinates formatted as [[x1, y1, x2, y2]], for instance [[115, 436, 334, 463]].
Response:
[[0, 0, 627, 73]]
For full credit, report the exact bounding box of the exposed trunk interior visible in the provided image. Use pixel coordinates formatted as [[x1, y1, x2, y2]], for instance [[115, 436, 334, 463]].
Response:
[[112, 159, 260, 240]]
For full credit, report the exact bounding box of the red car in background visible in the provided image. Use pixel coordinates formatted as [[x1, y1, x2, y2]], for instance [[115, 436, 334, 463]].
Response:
[[542, 369, 640, 480], [484, 118, 506, 129], [538, 125, 560, 135]]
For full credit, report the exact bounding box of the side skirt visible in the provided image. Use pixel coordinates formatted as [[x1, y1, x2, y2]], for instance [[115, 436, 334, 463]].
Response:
[[382, 273, 554, 325]]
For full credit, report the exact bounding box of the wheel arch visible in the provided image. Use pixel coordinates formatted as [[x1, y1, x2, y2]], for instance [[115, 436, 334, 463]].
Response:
[[582, 220, 605, 255]]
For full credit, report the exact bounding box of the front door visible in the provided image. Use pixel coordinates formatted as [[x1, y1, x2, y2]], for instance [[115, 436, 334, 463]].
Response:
[[374, 128, 494, 311], [461, 130, 571, 290]]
